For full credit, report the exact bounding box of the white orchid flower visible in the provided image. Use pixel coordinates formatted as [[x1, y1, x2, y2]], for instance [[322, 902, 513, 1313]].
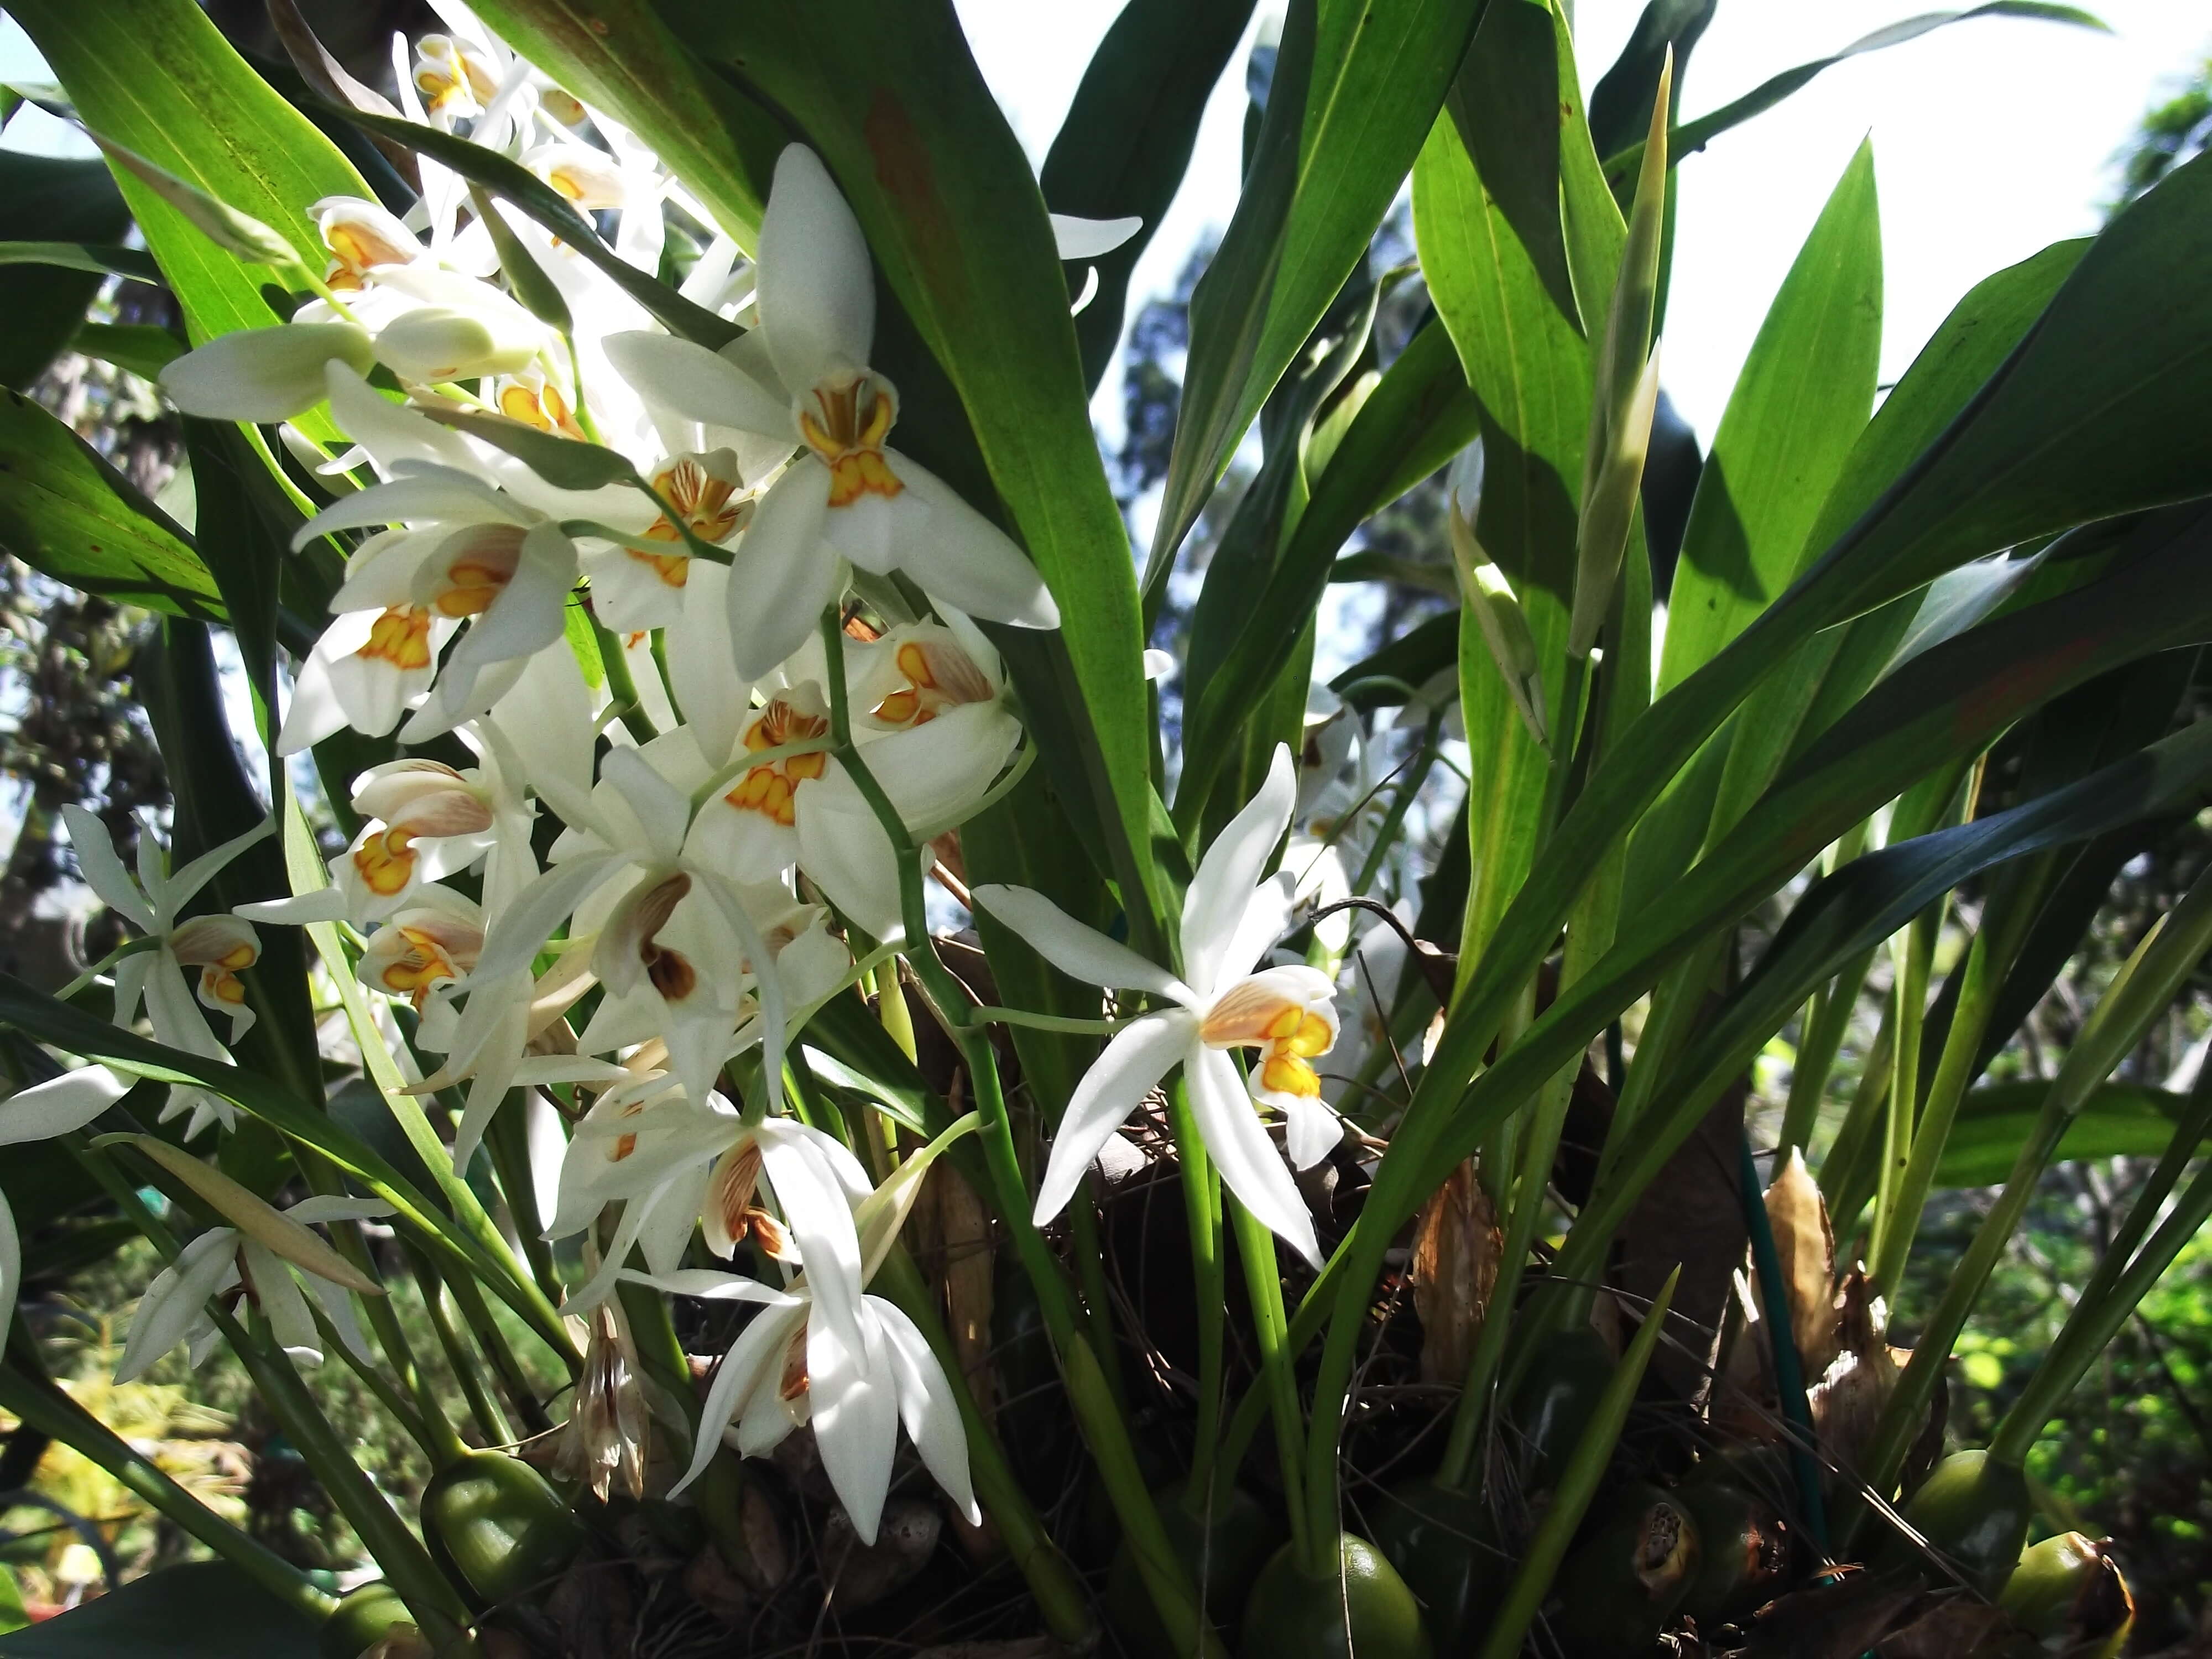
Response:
[[117, 1194, 393, 1382], [625, 1114, 982, 1542], [547, 1077, 869, 1318], [289, 462, 580, 723], [972, 745, 1340, 1266], [469, 739, 811, 1113], [581, 447, 760, 634], [61, 808, 273, 1139], [356, 887, 486, 1010], [602, 145, 1058, 679], [0, 1068, 134, 1348]]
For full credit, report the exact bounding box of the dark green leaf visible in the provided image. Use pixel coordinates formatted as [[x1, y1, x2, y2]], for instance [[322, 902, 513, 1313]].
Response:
[[1149, 0, 1486, 586], [69, 323, 185, 382], [1041, 0, 1258, 389], [1587, 0, 1717, 161], [0, 388, 222, 618], [0, 1564, 317, 1658], [466, 184, 571, 335], [415, 403, 643, 491], [650, 0, 1168, 941], [1331, 608, 1459, 709], [1446, 0, 1576, 327], [1183, 316, 1475, 786], [0, 154, 130, 389], [0, 243, 159, 284], [468, 0, 782, 247]]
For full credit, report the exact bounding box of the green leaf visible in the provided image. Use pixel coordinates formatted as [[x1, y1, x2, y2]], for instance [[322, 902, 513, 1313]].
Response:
[[1936, 1082, 2192, 1187], [69, 323, 185, 382], [313, 100, 738, 348], [1431, 147, 2212, 1141], [7, 0, 367, 346], [1657, 140, 1881, 693], [1587, 0, 1717, 161], [0, 968, 551, 1348], [138, 623, 322, 1106], [0, 1563, 316, 1658], [466, 184, 571, 335], [1603, 3, 2111, 186], [0, 388, 223, 618], [0, 154, 129, 389], [466, 0, 782, 248], [1181, 316, 1476, 796], [1410, 0, 1628, 957], [1148, 0, 1486, 587], [1502, 508, 2212, 1277], [1331, 608, 1459, 710], [1178, 278, 1379, 818], [651, 0, 1168, 942], [1040, 0, 1258, 390], [0, 242, 160, 284], [415, 404, 643, 492]]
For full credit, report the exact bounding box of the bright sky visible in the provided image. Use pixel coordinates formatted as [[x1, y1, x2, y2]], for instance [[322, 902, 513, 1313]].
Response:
[[956, 0, 2212, 444]]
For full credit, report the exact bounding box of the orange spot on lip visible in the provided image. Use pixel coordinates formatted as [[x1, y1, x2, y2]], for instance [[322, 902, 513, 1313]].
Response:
[[353, 826, 419, 896], [725, 700, 832, 827], [358, 607, 434, 670]]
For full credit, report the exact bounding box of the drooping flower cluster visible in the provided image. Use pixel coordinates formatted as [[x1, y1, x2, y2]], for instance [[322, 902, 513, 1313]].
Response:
[[22, 0, 1355, 1545]]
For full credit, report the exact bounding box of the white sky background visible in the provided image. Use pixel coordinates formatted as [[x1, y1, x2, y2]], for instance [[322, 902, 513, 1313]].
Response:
[[957, 0, 2212, 445]]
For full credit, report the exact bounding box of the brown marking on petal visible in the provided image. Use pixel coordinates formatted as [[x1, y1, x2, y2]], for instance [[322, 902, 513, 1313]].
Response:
[[779, 1325, 809, 1401]]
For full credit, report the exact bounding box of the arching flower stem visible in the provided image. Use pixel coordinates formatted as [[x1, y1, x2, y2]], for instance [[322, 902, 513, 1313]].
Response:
[[815, 608, 1222, 1659]]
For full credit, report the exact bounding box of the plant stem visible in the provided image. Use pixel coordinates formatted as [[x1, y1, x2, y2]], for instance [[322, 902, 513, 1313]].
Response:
[[877, 958, 920, 1061], [1778, 946, 1876, 1156], [1166, 1079, 1227, 1503], [1228, 1195, 1312, 1573], [873, 1245, 1099, 1646], [409, 1245, 513, 1447], [1850, 864, 2212, 1526], [1474, 1268, 1679, 1659], [1870, 854, 2054, 1302], [816, 610, 1216, 1657], [441, 1256, 551, 1436], [484, 1095, 563, 1309], [1869, 904, 1936, 1292]]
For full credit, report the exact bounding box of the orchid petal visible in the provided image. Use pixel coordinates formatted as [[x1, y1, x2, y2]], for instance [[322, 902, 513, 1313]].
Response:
[[603, 331, 790, 437], [159, 324, 373, 421], [758, 146, 875, 392], [727, 462, 841, 681], [971, 884, 1189, 1001], [59, 806, 155, 931], [1049, 213, 1144, 260], [473, 852, 624, 983], [0, 1066, 131, 1146], [1182, 744, 1296, 994], [1186, 1042, 1319, 1268], [808, 1304, 899, 1545], [664, 1287, 806, 1497], [116, 1228, 239, 1383], [872, 1295, 979, 1523], [886, 453, 1058, 628], [1032, 1011, 1193, 1225]]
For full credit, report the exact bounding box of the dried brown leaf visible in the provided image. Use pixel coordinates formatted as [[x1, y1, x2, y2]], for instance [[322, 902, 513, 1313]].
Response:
[[1410, 1159, 1501, 1383]]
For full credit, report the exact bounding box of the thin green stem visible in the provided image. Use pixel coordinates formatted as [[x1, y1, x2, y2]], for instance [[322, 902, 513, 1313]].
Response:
[[1167, 1082, 1227, 1505], [1229, 1196, 1312, 1573], [442, 1259, 551, 1437], [54, 935, 161, 1002], [410, 1245, 513, 1447], [591, 611, 659, 744], [484, 1096, 563, 1311], [970, 1004, 1127, 1036], [1869, 906, 1936, 1293]]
